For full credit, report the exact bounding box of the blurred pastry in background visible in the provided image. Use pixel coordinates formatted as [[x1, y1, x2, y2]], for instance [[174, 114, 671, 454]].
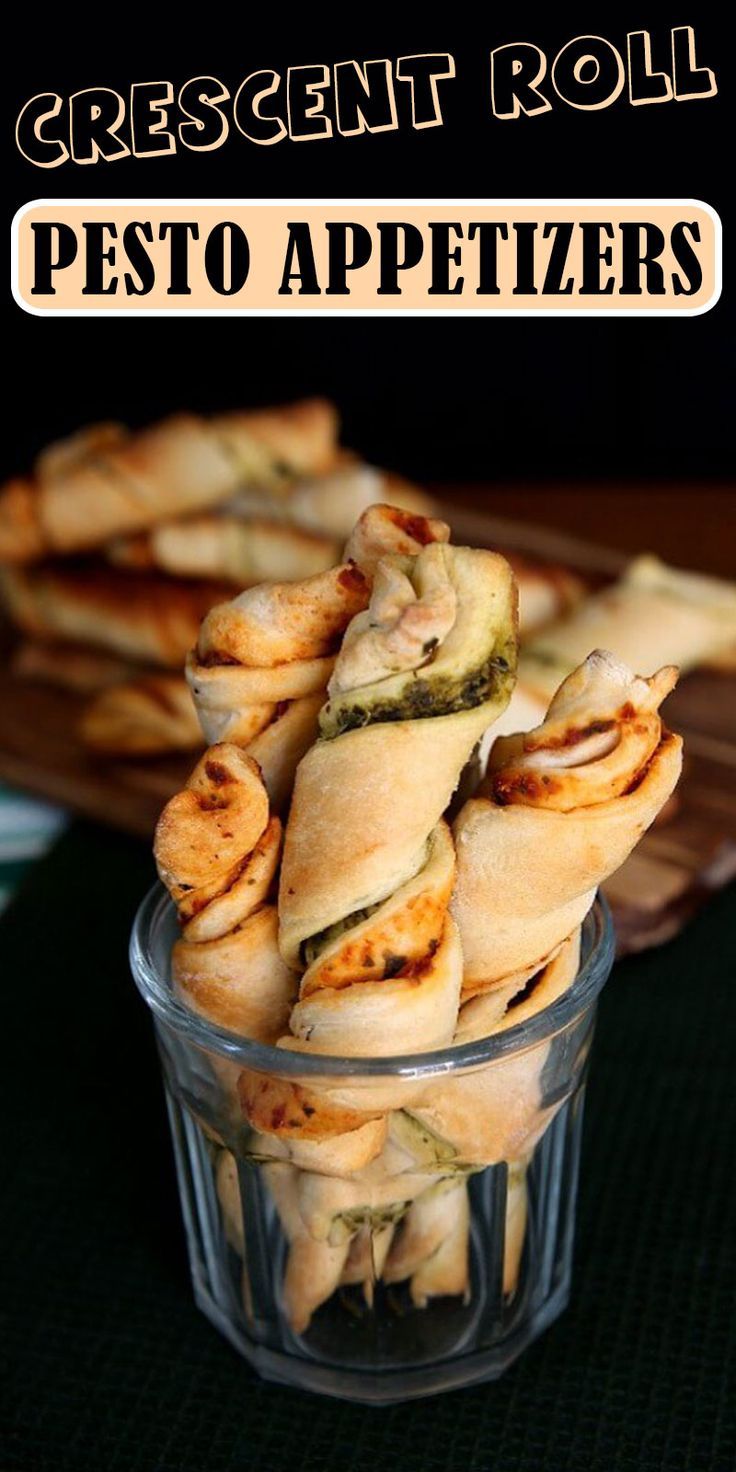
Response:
[[107, 516, 339, 584], [0, 400, 339, 561], [105, 462, 432, 584], [80, 675, 202, 758], [0, 563, 229, 668], [0, 401, 440, 770], [520, 556, 736, 700], [502, 551, 586, 639], [10, 639, 142, 695]]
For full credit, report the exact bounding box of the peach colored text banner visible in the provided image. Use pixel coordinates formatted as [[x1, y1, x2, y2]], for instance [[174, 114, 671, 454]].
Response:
[[13, 200, 720, 315]]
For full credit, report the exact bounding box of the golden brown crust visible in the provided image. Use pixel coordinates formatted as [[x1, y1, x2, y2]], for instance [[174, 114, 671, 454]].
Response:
[[343, 503, 450, 576], [0, 563, 228, 668], [278, 703, 494, 969], [154, 746, 270, 917], [172, 905, 295, 1043], [34, 422, 128, 479], [80, 675, 202, 757], [288, 914, 464, 1059], [196, 564, 369, 668], [299, 819, 455, 997], [452, 653, 683, 991], [0, 480, 46, 563], [156, 745, 295, 1048], [237, 1070, 382, 1139], [105, 531, 158, 571], [412, 935, 582, 1168]]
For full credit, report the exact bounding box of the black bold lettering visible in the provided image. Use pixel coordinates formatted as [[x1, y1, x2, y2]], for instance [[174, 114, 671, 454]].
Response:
[[396, 55, 455, 128], [233, 72, 286, 145], [513, 222, 538, 294], [130, 81, 175, 157], [619, 223, 666, 295], [325, 223, 372, 295], [204, 223, 250, 296], [541, 222, 575, 294], [335, 61, 397, 135], [279, 224, 321, 294], [467, 222, 508, 294], [159, 223, 200, 294], [376, 223, 424, 294], [580, 222, 615, 294], [627, 31, 673, 105], [671, 221, 703, 296], [82, 222, 118, 295], [30, 223, 77, 294], [428, 223, 464, 295], [122, 222, 155, 295]]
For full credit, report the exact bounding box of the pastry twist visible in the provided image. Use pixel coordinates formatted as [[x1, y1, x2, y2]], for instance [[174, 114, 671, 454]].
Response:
[[187, 563, 370, 811], [154, 743, 294, 1045], [0, 400, 338, 561], [238, 535, 516, 1150], [520, 555, 736, 699], [81, 674, 201, 756], [186, 505, 451, 811], [451, 649, 683, 995], [233, 536, 516, 1322], [278, 539, 518, 970]]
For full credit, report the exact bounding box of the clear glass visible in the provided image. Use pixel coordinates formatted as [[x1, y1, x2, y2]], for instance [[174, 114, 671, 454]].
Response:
[[130, 888, 614, 1404]]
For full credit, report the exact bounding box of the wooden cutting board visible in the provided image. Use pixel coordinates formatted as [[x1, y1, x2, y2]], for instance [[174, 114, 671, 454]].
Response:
[[1, 504, 734, 952]]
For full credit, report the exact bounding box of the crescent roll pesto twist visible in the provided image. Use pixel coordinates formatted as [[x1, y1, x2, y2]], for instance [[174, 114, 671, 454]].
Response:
[[259, 1116, 474, 1329], [235, 538, 518, 1254], [237, 941, 581, 1329], [395, 933, 583, 1303], [382, 1177, 471, 1309], [154, 743, 295, 1046], [278, 539, 518, 978], [186, 506, 449, 812], [186, 563, 369, 811], [287, 818, 461, 1058], [451, 649, 683, 998], [412, 929, 583, 1169]]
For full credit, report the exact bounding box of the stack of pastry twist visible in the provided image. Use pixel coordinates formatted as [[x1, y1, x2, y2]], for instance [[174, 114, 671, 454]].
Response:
[[154, 504, 682, 1332], [0, 401, 439, 759]]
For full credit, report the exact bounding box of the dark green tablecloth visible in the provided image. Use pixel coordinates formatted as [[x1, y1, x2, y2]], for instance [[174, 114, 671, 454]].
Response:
[[1, 822, 734, 1472]]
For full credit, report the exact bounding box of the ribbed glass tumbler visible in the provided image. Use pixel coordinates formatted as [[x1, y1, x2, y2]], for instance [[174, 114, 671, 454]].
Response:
[[130, 889, 614, 1404]]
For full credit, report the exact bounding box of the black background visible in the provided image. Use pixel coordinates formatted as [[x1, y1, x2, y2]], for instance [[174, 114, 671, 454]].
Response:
[[3, 10, 733, 483]]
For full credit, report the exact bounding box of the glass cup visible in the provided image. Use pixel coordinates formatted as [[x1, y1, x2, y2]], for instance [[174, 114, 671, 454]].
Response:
[[130, 888, 614, 1404]]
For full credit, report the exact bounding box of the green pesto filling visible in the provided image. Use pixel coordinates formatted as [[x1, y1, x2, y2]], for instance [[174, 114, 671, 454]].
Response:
[[329, 1202, 411, 1244], [391, 1110, 458, 1168], [320, 640, 516, 741], [301, 901, 384, 969]]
